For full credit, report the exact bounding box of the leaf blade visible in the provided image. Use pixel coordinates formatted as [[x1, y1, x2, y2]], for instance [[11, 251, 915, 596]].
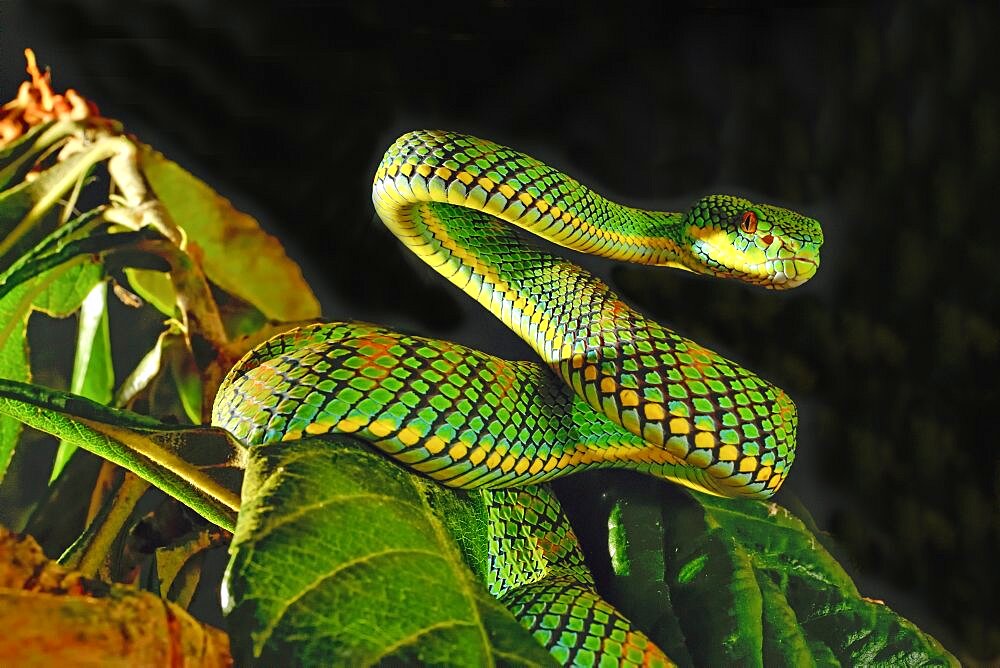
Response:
[[141, 147, 320, 322], [0, 282, 29, 482], [0, 261, 100, 482], [51, 280, 114, 481], [605, 484, 959, 667], [0, 378, 241, 530], [225, 436, 554, 666]]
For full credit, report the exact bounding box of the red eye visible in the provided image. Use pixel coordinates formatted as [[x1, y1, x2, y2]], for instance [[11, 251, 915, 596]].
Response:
[[740, 211, 758, 234]]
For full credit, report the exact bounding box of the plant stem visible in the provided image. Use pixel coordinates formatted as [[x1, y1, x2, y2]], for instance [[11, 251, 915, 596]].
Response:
[[60, 470, 150, 577]]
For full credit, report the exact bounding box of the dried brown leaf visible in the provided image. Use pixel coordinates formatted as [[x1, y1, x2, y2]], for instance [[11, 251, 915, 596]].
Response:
[[0, 526, 231, 667]]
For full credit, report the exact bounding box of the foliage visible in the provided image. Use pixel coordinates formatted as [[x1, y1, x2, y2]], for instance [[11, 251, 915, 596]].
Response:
[[0, 52, 958, 665], [604, 480, 956, 666], [0, 525, 230, 665], [226, 436, 555, 666]]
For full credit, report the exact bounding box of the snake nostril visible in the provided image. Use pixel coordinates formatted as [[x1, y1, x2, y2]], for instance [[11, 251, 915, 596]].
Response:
[[761, 234, 774, 246]]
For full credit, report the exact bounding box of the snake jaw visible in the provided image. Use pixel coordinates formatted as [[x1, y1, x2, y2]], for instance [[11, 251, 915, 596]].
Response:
[[781, 256, 820, 288], [682, 230, 800, 288], [742, 253, 819, 289]]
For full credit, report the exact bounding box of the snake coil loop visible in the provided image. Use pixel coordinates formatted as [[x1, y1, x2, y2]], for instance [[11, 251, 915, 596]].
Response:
[[212, 131, 823, 665]]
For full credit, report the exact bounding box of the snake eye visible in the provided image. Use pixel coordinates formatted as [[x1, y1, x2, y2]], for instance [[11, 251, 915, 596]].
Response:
[[740, 211, 758, 234]]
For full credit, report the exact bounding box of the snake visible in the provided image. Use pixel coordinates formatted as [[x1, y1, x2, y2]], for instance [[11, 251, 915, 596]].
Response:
[[212, 130, 823, 666]]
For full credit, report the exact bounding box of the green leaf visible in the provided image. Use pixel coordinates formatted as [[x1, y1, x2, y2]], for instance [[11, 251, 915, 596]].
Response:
[[67, 280, 114, 402], [30, 261, 104, 317], [0, 281, 30, 482], [51, 280, 115, 482], [170, 339, 202, 425], [0, 378, 243, 530], [225, 435, 555, 666], [0, 219, 159, 481], [140, 147, 321, 322], [115, 329, 170, 407], [605, 490, 693, 667], [124, 267, 176, 317], [0, 206, 104, 289], [0, 260, 101, 481], [606, 483, 959, 667]]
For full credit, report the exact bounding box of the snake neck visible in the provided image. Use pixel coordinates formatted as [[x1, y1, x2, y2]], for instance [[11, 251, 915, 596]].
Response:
[[374, 130, 693, 264], [634, 210, 700, 272]]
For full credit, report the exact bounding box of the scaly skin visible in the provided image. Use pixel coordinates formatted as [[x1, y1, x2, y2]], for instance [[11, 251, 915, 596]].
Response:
[[212, 131, 823, 665], [367, 130, 822, 497]]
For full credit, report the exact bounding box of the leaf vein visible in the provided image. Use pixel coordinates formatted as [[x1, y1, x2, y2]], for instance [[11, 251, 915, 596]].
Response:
[[417, 488, 496, 667], [368, 619, 477, 664], [258, 546, 445, 649], [253, 491, 425, 542]]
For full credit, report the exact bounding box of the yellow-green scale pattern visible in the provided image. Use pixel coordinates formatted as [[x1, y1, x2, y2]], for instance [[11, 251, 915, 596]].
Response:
[[484, 487, 670, 666], [213, 327, 676, 665], [371, 131, 811, 498], [213, 130, 823, 667], [213, 322, 718, 491]]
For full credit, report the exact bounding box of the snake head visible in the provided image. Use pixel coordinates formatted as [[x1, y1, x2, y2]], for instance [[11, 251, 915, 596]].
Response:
[[679, 195, 823, 289]]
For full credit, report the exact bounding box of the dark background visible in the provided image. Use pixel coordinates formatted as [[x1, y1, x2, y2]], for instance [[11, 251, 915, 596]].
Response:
[[3, 1, 997, 662]]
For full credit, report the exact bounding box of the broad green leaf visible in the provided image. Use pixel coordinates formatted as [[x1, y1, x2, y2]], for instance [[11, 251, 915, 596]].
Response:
[[225, 436, 555, 666], [0, 206, 104, 289], [606, 490, 693, 667], [141, 147, 320, 322], [51, 280, 115, 481], [30, 261, 103, 317], [0, 230, 155, 314], [0, 378, 243, 530], [606, 483, 959, 667], [0, 223, 152, 481]]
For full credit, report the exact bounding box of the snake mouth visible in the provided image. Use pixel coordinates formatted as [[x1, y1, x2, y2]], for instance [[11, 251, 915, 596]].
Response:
[[749, 255, 819, 289]]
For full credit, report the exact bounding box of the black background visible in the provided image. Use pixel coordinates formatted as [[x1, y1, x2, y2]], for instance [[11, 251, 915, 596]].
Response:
[[3, 1, 998, 661]]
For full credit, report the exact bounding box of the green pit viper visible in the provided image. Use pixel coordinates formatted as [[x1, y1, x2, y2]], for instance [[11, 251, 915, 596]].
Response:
[[212, 130, 823, 666]]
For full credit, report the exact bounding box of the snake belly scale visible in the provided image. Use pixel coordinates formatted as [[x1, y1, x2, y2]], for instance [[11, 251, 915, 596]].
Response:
[[212, 130, 822, 665]]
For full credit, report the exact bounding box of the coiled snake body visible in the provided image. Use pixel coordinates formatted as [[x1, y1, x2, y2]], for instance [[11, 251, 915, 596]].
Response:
[[213, 131, 823, 665]]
